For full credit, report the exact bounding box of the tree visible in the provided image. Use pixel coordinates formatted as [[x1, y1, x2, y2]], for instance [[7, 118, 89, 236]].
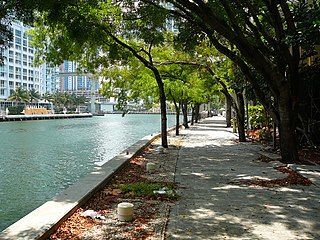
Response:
[[32, 1, 180, 148], [99, 58, 159, 114], [158, 49, 248, 141], [28, 88, 40, 104], [212, 59, 248, 141], [154, 41, 218, 134], [42, 92, 53, 103], [51, 91, 68, 110], [0, 0, 43, 62], [8, 86, 29, 103], [161, 63, 205, 134], [146, 0, 320, 163], [74, 95, 87, 112], [165, 80, 183, 135]]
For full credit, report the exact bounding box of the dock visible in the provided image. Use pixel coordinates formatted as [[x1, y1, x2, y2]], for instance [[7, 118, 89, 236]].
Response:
[[0, 113, 93, 122]]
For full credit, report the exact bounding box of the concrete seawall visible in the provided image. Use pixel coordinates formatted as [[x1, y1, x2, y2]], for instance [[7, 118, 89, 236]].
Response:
[[0, 129, 166, 239]]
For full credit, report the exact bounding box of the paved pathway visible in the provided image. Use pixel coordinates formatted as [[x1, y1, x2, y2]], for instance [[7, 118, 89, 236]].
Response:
[[165, 117, 320, 240]]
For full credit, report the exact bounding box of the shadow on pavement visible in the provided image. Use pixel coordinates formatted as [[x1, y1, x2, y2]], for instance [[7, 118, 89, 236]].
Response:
[[166, 117, 320, 240]]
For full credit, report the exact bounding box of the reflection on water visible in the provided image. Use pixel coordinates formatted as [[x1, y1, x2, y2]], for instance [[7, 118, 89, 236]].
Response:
[[0, 114, 176, 231]]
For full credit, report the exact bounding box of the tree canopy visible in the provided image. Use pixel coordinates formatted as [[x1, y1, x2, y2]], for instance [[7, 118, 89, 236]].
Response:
[[145, 0, 320, 162], [25, 0, 320, 162], [0, 0, 43, 61], [31, 0, 180, 147]]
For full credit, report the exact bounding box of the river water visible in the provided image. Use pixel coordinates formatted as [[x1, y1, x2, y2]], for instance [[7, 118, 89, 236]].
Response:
[[0, 114, 177, 231]]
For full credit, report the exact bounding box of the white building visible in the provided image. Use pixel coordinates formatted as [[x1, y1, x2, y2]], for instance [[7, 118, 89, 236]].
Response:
[[42, 63, 60, 94], [0, 21, 104, 113], [0, 21, 55, 100], [0, 21, 60, 111], [162, 2, 179, 33]]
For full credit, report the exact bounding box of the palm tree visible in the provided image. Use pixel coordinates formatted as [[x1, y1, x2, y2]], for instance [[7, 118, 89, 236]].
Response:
[[28, 88, 40, 104], [74, 95, 88, 113], [77, 95, 87, 105], [8, 86, 29, 104], [51, 91, 70, 112], [63, 92, 72, 110], [42, 92, 53, 103], [69, 93, 78, 108], [51, 91, 64, 109]]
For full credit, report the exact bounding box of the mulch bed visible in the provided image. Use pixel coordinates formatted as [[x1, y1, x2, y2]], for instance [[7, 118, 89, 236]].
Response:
[[235, 165, 313, 188], [299, 147, 320, 165], [48, 145, 177, 240], [248, 129, 320, 165], [235, 131, 317, 188]]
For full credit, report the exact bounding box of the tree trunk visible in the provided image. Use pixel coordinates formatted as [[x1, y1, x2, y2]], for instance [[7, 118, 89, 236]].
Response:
[[105, 31, 169, 147], [176, 110, 180, 135], [160, 94, 168, 148], [195, 103, 200, 123], [278, 88, 299, 163], [153, 70, 168, 148], [182, 99, 189, 128], [226, 97, 232, 127], [191, 105, 195, 125], [236, 92, 246, 142], [222, 88, 246, 142], [273, 122, 277, 150], [173, 100, 181, 136]]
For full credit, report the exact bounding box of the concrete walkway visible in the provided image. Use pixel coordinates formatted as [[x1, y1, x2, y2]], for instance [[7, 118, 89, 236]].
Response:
[[165, 117, 320, 240]]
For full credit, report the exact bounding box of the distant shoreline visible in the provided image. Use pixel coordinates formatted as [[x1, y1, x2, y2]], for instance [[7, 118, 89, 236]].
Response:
[[0, 113, 93, 122], [0, 112, 184, 122], [104, 111, 178, 115]]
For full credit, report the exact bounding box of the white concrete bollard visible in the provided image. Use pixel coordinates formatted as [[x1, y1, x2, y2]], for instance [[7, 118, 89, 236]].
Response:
[[157, 146, 165, 153], [146, 162, 156, 173], [117, 202, 134, 221]]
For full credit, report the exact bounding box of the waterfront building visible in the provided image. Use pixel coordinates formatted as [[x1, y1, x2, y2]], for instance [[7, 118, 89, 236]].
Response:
[[0, 21, 58, 111], [42, 63, 60, 94], [0, 21, 41, 99], [59, 61, 102, 97], [0, 21, 102, 113], [58, 60, 106, 113]]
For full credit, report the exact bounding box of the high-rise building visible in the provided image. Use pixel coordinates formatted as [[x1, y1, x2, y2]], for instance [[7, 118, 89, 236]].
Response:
[[59, 61, 91, 92], [0, 21, 57, 101], [162, 2, 178, 33], [42, 63, 60, 94], [59, 60, 101, 99]]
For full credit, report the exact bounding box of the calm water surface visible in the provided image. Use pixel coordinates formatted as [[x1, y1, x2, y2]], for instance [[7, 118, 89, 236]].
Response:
[[0, 114, 176, 231]]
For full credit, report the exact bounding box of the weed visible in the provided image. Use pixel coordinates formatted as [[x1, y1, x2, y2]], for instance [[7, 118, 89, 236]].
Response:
[[118, 181, 179, 200]]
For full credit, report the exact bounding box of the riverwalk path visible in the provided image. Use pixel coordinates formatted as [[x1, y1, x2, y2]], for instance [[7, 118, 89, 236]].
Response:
[[1, 116, 319, 239], [165, 116, 320, 239]]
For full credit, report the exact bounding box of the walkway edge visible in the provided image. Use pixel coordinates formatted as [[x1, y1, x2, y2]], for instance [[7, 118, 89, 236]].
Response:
[[0, 129, 171, 240]]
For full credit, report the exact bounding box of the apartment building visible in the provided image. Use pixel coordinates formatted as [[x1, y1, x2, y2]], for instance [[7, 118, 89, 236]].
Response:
[[0, 21, 100, 109], [42, 63, 60, 94], [59, 60, 101, 100], [0, 21, 44, 100]]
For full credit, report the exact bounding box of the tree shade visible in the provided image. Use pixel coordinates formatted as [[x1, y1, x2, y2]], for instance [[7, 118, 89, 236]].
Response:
[[17, 0, 320, 163], [144, 0, 320, 163]]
